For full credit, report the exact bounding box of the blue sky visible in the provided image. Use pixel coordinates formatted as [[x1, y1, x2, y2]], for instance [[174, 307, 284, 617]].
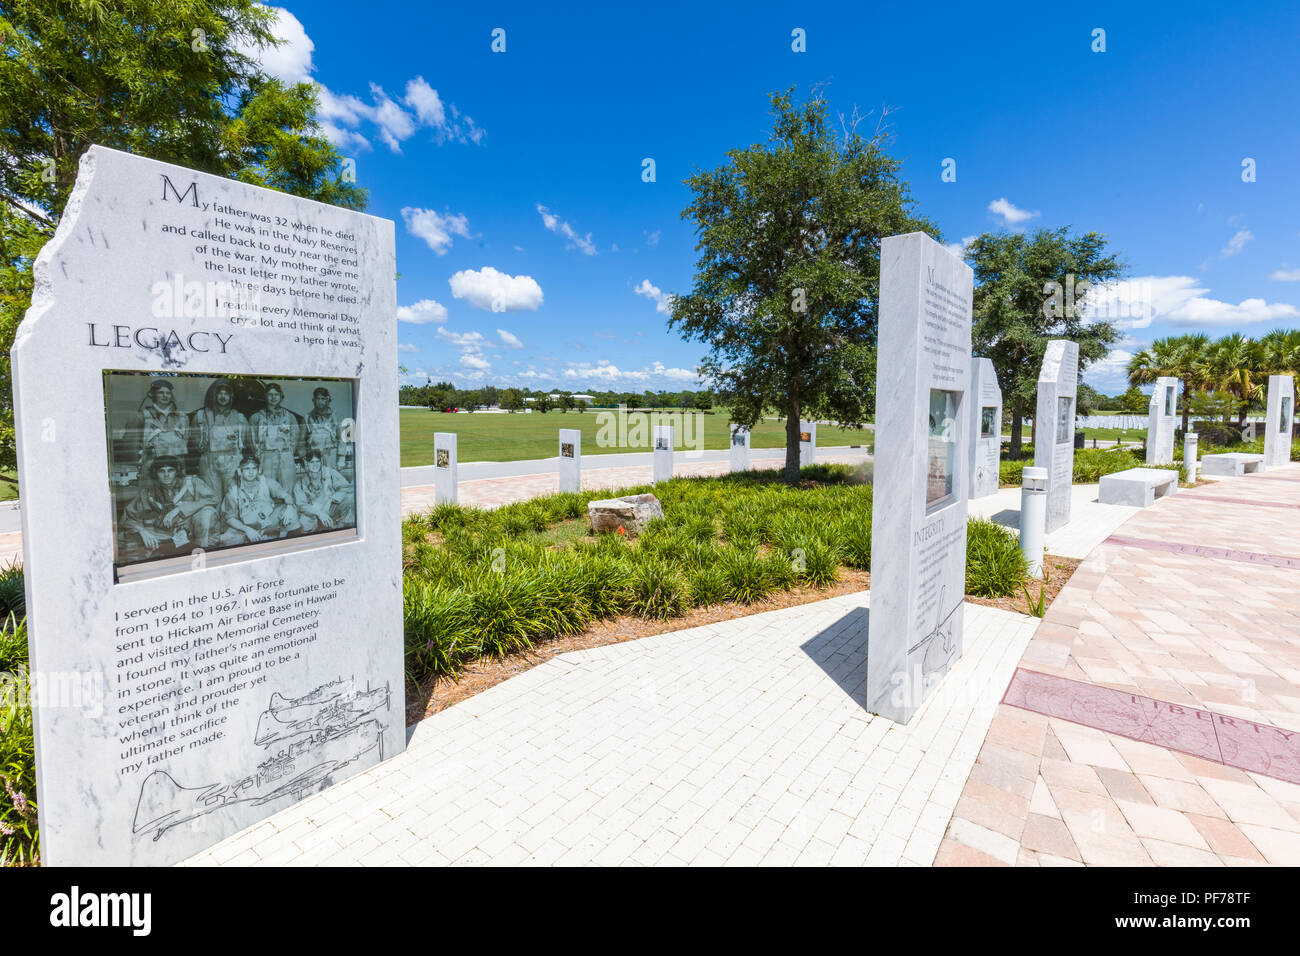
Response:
[[248, 1, 1300, 395]]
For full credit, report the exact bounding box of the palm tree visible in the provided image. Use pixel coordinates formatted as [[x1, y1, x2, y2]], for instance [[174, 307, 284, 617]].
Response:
[[1127, 334, 1210, 432], [1207, 333, 1266, 426], [1260, 328, 1300, 376]]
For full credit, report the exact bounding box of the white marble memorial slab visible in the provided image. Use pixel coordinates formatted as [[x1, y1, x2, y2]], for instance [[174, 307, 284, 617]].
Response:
[[1145, 376, 1178, 465], [868, 232, 973, 724], [558, 428, 581, 492], [1033, 340, 1078, 533], [969, 357, 1002, 499], [13, 146, 403, 865], [1264, 374, 1295, 468], [653, 425, 673, 484], [728, 424, 751, 473], [799, 420, 817, 467], [434, 432, 458, 504]]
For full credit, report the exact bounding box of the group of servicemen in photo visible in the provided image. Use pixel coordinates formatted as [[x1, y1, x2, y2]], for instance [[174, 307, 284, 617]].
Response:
[[119, 377, 356, 558]]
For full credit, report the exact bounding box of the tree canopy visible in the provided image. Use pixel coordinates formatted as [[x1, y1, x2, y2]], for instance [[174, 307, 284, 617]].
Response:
[[669, 88, 937, 482], [967, 228, 1124, 454], [0, 0, 366, 468]]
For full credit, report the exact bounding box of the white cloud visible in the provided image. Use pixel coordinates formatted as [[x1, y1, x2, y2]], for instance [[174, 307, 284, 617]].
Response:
[[987, 197, 1039, 227], [562, 361, 697, 385], [1084, 274, 1299, 329], [403, 76, 445, 128], [536, 204, 596, 255], [396, 298, 448, 324], [461, 353, 491, 371], [1221, 229, 1253, 258], [448, 266, 544, 311], [497, 329, 524, 349], [240, 6, 315, 84], [1084, 348, 1136, 393], [1271, 267, 1300, 281], [368, 83, 417, 151], [437, 328, 486, 348], [401, 207, 472, 255], [397, 342, 419, 353], [944, 235, 977, 261], [644, 230, 661, 248], [634, 278, 674, 315]]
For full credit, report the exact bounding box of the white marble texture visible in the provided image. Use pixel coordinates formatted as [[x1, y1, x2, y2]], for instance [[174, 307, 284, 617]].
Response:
[[13, 146, 403, 865], [868, 232, 973, 725], [1201, 452, 1265, 476], [557, 428, 581, 493], [1033, 340, 1078, 533], [434, 432, 458, 504], [1098, 467, 1178, 507], [969, 357, 1002, 499], [1264, 374, 1295, 468], [729, 424, 751, 473], [1145, 376, 1179, 465], [652, 425, 673, 484], [799, 420, 817, 467]]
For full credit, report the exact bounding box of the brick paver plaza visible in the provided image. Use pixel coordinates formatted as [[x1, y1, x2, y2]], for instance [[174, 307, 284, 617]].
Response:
[[180, 460, 1300, 866]]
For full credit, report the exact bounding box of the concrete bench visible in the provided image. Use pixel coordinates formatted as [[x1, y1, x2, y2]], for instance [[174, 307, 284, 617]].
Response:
[[1200, 453, 1265, 477], [1099, 467, 1179, 507]]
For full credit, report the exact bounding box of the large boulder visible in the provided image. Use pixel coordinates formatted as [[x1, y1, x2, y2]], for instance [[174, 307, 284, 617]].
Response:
[[587, 493, 664, 536]]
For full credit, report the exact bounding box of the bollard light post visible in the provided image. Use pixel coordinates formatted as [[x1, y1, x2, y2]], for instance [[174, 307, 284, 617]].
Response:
[[1020, 466, 1048, 579]]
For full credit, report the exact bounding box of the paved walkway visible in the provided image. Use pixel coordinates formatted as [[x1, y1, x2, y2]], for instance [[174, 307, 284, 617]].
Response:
[[968, 483, 1140, 560], [938, 462, 1300, 866], [183, 594, 1037, 866]]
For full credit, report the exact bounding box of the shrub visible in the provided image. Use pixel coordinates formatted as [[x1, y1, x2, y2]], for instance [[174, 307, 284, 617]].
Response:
[[0, 611, 37, 865], [965, 519, 1028, 597], [798, 538, 841, 588], [627, 558, 688, 619], [403, 579, 476, 679], [686, 563, 727, 607], [719, 547, 771, 604]]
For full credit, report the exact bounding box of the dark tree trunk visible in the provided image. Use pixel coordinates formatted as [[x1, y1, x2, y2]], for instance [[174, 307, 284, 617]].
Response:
[[1010, 400, 1025, 458], [784, 409, 801, 485]]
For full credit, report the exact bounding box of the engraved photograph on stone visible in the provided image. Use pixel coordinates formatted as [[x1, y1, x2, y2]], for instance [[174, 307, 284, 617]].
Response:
[[436, 449, 450, 468], [1282, 398, 1292, 432], [561, 442, 574, 458], [799, 431, 812, 443], [980, 406, 997, 438], [926, 389, 959, 510], [1055, 396, 1072, 442], [105, 371, 357, 579]]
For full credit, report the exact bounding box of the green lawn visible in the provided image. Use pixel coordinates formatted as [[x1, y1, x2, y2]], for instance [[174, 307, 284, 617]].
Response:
[[0, 475, 16, 503], [399, 409, 873, 466]]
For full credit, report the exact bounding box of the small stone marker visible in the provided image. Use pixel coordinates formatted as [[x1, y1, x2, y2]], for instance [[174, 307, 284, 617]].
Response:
[[799, 420, 817, 467], [969, 357, 1002, 499], [434, 431, 458, 504], [729, 424, 751, 473], [12, 146, 402, 865], [1264, 374, 1295, 468], [653, 424, 673, 484], [1033, 340, 1079, 533], [558, 428, 581, 493], [868, 232, 973, 723], [1145, 376, 1178, 465]]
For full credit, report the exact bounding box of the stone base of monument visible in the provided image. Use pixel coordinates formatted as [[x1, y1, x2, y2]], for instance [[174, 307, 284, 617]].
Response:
[[588, 493, 664, 536], [1201, 453, 1266, 477], [1099, 467, 1179, 507]]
